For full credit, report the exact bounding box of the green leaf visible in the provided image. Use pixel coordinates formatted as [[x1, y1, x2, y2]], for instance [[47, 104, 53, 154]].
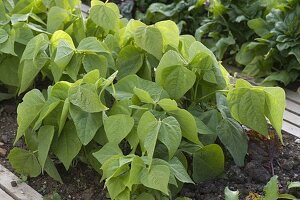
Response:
[[137, 111, 159, 158], [109, 99, 132, 116], [264, 87, 285, 142], [288, 181, 300, 189], [217, 118, 248, 166], [157, 98, 178, 111], [0, 55, 20, 87], [58, 98, 70, 135], [193, 144, 224, 182], [169, 157, 193, 184], [52, 121, 82, 170], [90, 4, 119, 33], [155, 20, 179, 50], [104, 114, 134, 144], [248, 18, 269, 37], [225, 187, 239, 200], [93, 142, 123, 165], [33, 99, 61, 129], [69, 83, 108, 113], [77, 37, 108, 53], [70, 105, 102, 145], [140, 164, 170, 195], [47, 6, 70, 33], [44, 157, 63, 183], [50, 81, 72, 100], [82, 54, 107, 77], [125, 156, 145, 190], [0, 28, 8, 43], [121, 19, 146, 45], [52, 40, 74, 82], [16, 89, 45, 143], [156, 50, 196, 100], [116, 45, 144, 79], [188, 42, 226, 88], [158, 116, 181, 159], [38, 125, 55, 170], [50, 30, 75, 53], [8, 148, 41, 177], [133, 87, 155, 104], [111, 74, 169, 101], [168, 109, 200, 144], [227, 80, 268, 136], [134, 26, 163, 59], [264, 176, 279, 200], [19, 34, 49, 94]]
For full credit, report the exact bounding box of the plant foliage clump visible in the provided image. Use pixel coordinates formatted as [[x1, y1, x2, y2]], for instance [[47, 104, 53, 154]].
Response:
[[7, 0, 286, 199]]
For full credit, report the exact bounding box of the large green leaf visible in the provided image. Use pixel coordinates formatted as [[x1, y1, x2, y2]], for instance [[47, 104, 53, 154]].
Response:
[[47, 6, 70, 33], [156, 50, 196, 100], [0, 55, 19, 87], [140, 164, 170, 195], [227, 80, 268, 136], [82, 54, 107, 77], [90, 4, 119, 33], [19, 34, 49, 94], [50, 30, 75, 53], [8, 148, 41, 177], [133, 87, 155, 104], [110, 74, 169, 101], [264, 87, 285, 142], [217, 118, 248, 166], [155, 20, 179, 50], [192, 144, 224, 182], [52, 121, 82, 170], [69, 83, 108, 113], [77, 37, 108, 53], [38, 125, 55, 170], [169, 157, 193, 184], [137, 111, 158, 153], [104, 114, 134, 144], [158, 116, 181, 159], [93, 142, 123, 165], [134, 26, 163, 59], [116, 45, 144, 79], [188, 42, 226, 88], [52, 40, 74, 82], [70, 105, 102, 145], [168, 109, 200, 144], [16, 89, 45, 143]]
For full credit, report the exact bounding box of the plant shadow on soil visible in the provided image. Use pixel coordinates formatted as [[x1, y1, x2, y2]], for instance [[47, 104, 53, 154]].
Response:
[[0, 101, 300, 200]]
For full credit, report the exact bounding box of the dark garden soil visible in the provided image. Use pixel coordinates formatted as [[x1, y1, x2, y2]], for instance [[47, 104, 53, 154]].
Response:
[[1, 101, 300, 200]]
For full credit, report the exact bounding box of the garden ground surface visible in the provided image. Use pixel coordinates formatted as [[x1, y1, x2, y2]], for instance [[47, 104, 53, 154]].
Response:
[[0, 101, 300, 199]]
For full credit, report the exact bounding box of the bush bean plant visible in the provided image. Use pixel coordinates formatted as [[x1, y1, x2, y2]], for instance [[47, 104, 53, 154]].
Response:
[[5, 0, 285, 199]]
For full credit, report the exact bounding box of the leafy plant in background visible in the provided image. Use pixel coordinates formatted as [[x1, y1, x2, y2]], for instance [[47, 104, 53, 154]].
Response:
[[7, 1, 286, 199], [225, 176, 300, 200], [139, 0, 299, 85], [236, 2, 300, 86]]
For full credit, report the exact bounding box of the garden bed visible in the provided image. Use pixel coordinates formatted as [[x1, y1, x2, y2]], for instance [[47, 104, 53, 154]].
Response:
[[1, 101, 300, 199]]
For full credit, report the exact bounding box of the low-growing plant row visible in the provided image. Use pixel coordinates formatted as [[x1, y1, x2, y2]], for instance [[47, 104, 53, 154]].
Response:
[[137, 0, 300, 85], [0, 0, 286, 199]]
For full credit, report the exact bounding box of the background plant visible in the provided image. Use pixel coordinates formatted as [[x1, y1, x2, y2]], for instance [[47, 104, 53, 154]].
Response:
[[135, 0, 299, 85], [236, 1, 300, 86]]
